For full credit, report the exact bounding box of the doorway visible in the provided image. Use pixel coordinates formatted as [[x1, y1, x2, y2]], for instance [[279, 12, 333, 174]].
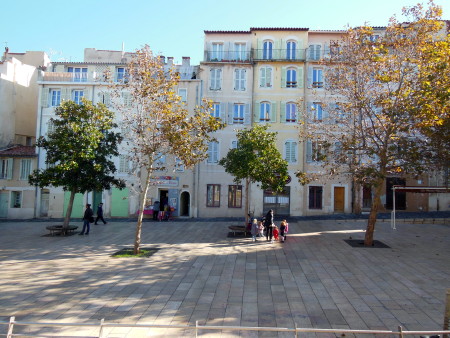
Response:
[[40, 189, 49, 217], [159, 190, 168, 210], [180, 191, 190, 216], [334, 187, 345, 213], [386, 177, 406, 210]]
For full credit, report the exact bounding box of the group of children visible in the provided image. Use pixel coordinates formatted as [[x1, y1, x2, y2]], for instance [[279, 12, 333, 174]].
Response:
[[250, 218, 289, 243]]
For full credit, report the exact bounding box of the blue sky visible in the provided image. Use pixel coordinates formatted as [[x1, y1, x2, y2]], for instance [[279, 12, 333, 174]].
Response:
[[2, 0, 449, 65]]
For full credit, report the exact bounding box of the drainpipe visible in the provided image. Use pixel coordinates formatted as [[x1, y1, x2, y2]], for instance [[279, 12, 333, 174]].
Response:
[[34, 82, 44, 218]]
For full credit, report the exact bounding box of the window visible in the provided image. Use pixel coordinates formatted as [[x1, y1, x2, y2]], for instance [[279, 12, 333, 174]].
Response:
[[309, 45, 321, 60], [0, 158, 13, 179], [47, 120, 55, 136], [19, 159, 32, 180], [312, 102, 323, 121], [211, 43, 223, 60], [259, 67, 272, 88], [306, 140, 326, 162], [259, 102, 271, 122], [212, 103, 221, 118], [207, 184, 220, 207], [233, 104, 244, 124], [67, 67, 87, 82], [312, 68, 323, 88], [286, 41, 296, 60], [309, 186, 323, 209], [72, 90, 84, 104], [210, 68, 222, 90], [286, 68, 297, 88], [11, 191, 22, 208], [285, 141, 297, 163], [116, 67, 128, 82], [234, 68, 246, 91], [231, 140, 238, 149], [235, 43, 246, 61], [119, 155, 130, 173], [263, 41, 273, 60], [207, 141, 219, 163], [285, 102, 297, 123], [228, 185, 242, 208], [178, 88, 187, 102], [122, 92, 132, 107], [175, 157, 184, 172], [50, 89, 61, 106]]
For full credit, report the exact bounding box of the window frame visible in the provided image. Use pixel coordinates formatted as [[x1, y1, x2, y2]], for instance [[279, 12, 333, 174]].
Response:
[[259, 66, 273, 88], [211, 103, 221, 118], [312, 68, 323, 88], [211, 43, 224, 61], [19, 159, 32, 181], [234, 68, 246, 91], [11, 191, 22, 208], [285, 102, 297, 123], [263, 40, 273, 60], [308, 186, 323, 209], [284, 140, 298, 163], [178, 88, 187, 102], [72, 90, 84, 104], [50, 89, 61, 107], [207, 141, 219, 164], [228, 185, 242, 208], [233, 103, 245, 124], [286, 68, 297, 88], [67, 67, 88, 82], [210, 68, 222, 91], [207, 184, 221, 207], [259, 102, 271, 122], [286, 41, 296, 60], [0, 158, 13, 179]]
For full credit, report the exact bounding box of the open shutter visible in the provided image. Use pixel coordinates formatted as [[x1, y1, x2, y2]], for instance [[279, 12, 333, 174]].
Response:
[[259, 68, 265, 87], [228, 102, 233, 124], [307, 67, 313, 88], [244, 104, 250, 125], [234, 69, 239, 90], [280, 101, 286, 123], [271, 102, 277, 122], [297, 67, 304, 88], [267, 67, 272, 87], [41, 88, 49, 108], [6, 158, 13, 179], [274, 39, 281, 59], [220, 102, 227, 122], [281, 67, 286, 88], [254, 101, 260, 122], [306, 140, 312, 162]]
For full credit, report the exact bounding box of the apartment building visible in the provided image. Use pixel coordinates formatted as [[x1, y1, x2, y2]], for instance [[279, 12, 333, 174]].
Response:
[[35, 48, 201, 219], [0, 49, 50, 218]]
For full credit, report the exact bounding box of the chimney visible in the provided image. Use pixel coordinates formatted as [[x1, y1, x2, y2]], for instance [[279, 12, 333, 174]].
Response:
[[167, 57, 174, 67], [182, 56, 190, 67]]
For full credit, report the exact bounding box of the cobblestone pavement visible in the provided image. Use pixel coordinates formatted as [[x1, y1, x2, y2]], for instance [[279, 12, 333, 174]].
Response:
[[0, 218, 448, 337]]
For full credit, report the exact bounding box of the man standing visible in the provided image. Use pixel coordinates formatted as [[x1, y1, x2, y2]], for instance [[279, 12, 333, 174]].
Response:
[[80, 204, 93, 235], [95, 202, 107, 225]]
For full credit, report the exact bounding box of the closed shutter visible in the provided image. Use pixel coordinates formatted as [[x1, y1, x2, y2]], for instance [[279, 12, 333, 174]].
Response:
[[7, 159, 13, 179], [220, 102, 227, 122], [297, 67, 304, 88], [271, 102, 277, 122]]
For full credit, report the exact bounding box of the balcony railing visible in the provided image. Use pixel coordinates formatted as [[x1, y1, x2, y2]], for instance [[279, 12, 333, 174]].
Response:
[[204, 51, 252, 63], [253, 49, 306, 61], [39, 71, 96, 83]]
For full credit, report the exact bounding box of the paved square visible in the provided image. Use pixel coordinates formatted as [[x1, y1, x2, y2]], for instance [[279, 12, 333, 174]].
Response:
[[0, 219, 448, 337]]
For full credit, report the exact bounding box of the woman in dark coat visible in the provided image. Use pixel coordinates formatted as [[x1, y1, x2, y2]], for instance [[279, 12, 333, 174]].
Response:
[[264, 209, 274, 242]]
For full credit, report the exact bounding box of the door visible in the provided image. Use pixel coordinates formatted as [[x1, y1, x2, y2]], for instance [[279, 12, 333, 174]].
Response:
[[180, 191, 190, 216], [334, 187, 345, 213], [93, 191, 103, 213], [0, 192, 8, 218], [386, 177, 406, 210], [111, 187, 129, 217], [63, 192, 84, 218], [40, 189, 49, 217]]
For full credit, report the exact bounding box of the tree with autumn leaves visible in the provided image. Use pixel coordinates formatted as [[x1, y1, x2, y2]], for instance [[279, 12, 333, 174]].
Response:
[[112, 45, 224, 254], [298, 1, 449, 246]]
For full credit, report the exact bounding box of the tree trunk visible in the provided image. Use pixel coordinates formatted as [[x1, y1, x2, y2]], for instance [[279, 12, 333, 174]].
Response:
[[63, 190, 76, 230], [364, 180, 384, 246], [245, 178, 250, 225], [134, 173, 151, 255]]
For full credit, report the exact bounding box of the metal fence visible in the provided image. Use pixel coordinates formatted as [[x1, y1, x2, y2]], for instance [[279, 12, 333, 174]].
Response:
[[2, 316, 450, 338]]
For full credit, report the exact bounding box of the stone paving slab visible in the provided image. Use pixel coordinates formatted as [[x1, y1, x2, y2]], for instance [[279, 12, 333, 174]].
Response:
[[0, 219, 449, 337]]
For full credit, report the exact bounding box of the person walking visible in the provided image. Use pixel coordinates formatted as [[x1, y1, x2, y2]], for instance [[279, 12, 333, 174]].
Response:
[[264, 209, 274, 243], [79, 204, 94, 235], [95, 202, 107, 225]]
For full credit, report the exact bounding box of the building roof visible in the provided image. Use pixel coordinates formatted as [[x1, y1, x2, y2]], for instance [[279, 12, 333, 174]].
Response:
[[204, 30, 251, 34], [250, 27, 309, 31], [0, 145, 36, 157]]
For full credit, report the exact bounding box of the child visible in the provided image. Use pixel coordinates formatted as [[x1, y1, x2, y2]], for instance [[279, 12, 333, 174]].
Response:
[[280, 220, 287, 243], [258, 220, 264, 238], [273, 225, 279, 241], [251, 219, 259, 242]]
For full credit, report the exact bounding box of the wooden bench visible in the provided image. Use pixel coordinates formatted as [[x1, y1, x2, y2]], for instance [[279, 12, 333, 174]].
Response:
[[228, 225, 249, 237], [46, 225, 78, 236]]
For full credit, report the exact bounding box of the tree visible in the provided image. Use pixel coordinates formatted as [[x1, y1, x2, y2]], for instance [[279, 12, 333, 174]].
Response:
[[111, 45, 224, 254], [29, 98, 125, 231], [219, 125, 289, 223], [297, 2, 446, 246]]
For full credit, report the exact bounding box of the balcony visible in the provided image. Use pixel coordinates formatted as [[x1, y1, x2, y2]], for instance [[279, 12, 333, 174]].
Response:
[[253, 49, 306, 61], [204, 51, 252, 63], [38, 71, 97, 83]]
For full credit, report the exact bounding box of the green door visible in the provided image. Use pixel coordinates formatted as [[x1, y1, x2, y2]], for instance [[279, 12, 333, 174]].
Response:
[[63, 192, 84, 218], [93, 191, 103, 213], [0, 192, 8, 218], [111, 188, 129, 217]]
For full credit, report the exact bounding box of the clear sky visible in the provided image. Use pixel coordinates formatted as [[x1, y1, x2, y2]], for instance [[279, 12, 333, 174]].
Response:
[[2, 0, 449, 65]]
